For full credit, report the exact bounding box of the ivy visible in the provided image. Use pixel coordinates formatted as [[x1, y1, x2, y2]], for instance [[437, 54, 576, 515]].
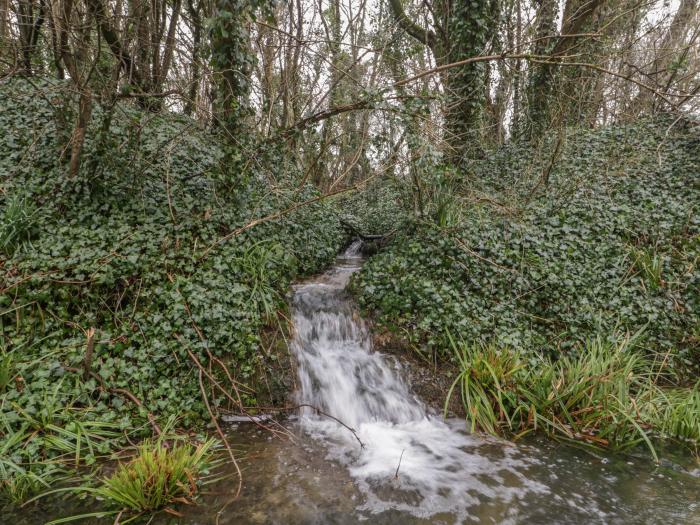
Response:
[[351, 118, 700, 375], [0, 78, 345, 486]]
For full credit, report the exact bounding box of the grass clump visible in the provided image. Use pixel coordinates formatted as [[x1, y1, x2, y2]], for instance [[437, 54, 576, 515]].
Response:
[[30, 436, 219, 524], [0, 194, 37, 256], [0, 461, 60, 505], [446, 334, 700, 458], [445, 339, 525, 436], [646, 387, 700, 445], [97, 437, 217, 513]]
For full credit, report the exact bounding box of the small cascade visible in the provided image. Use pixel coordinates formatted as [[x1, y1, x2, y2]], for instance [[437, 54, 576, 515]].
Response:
[[288, 249, 551, 519], [342, 238, 364, 257], [291, 269, 424, 430]]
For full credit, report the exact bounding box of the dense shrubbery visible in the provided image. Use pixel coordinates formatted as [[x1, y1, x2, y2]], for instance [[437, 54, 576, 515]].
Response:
[[350, 118, 699, 451], [0, 79, 345, 501], [352, 119, 699, 372]]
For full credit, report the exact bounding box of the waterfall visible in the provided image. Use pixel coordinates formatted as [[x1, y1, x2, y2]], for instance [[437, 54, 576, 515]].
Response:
[[288, 245, 548, 519], [343, 238, 364, 257]]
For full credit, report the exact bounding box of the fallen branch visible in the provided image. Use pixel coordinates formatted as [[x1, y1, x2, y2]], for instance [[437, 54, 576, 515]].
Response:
[[339, 219, 394, 241], [250, 403, 365, 449], [198, 183, 364, 261]]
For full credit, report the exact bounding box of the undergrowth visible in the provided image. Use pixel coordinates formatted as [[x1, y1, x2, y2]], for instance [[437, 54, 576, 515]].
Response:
[[0, 78, 346, 506], [353, 119, 699, 372], [27, 420, 220, 524], [446, 334, 700, 457], [352, 118, 699, 456]]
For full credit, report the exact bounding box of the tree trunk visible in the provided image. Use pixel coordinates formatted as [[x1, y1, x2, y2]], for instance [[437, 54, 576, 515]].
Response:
[[632, 0, 699, 114], [525, 0, 558, 137]]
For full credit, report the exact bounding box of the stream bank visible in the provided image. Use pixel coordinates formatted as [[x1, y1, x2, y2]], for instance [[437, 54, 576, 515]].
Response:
[[7, 243, 700, 524]]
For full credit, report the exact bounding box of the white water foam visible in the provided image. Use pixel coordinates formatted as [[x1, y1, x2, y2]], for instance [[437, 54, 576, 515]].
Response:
[[289, 246, 556, 520]]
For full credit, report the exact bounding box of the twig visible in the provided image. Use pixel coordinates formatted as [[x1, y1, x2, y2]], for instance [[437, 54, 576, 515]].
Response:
[[198, 184, 359, 260], [180, 339, 291, 439], [63, 366, 162, 436], [394, 449, 405, 479], [252, 403, 365, 449], [197, 368, 242, 525], [83, 327, 96, 380], [177, 301, 292, 440]]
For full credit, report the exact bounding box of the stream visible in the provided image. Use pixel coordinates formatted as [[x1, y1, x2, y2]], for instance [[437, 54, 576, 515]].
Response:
[[12, 243, 700, 524], [160, 242, 700, 524]]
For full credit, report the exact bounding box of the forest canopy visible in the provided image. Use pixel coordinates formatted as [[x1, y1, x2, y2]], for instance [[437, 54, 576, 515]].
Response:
[[1, 0, 699, 176]]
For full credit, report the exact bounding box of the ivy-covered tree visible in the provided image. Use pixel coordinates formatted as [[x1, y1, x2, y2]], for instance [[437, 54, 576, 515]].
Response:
[[389, 0, 497, 163], [209, 0, 266, 136]]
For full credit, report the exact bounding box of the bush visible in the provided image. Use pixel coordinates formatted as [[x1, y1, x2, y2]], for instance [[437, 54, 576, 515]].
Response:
[[0, 78, 346, 501], [352, 119, 699, 374]]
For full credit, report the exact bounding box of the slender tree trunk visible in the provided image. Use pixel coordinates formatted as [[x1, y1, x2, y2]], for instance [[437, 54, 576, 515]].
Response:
[[525, 0, 558, 137], [632, 0, 699, 114], [185, 0, 202, 116]]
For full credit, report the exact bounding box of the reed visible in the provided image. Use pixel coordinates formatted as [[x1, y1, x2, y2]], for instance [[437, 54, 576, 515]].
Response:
[[446, 333, 698, 458], [0, 194, 37, 255], [645, 386, 700, 443], [0, 460, 63, 504]]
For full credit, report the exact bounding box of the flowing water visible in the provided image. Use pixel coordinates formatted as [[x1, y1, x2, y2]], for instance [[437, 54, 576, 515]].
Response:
[[10, 243, 700, 524], [264, 242, 700, 524], [290, 242, 554, 520]]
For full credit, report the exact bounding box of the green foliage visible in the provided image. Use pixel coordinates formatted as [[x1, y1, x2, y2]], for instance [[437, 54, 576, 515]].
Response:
[[424, 168, 462, 227], [96, 437, 217, 513], [352, 119, 699, 374], [1, 378, 123, 489], [208, 0, 272, 136], [0, 353, 12, 392], [0, 78, 345, 503], [440, 0, 495, 153], [445, 338, 524, 435], [0, 194, 38, 256], [0, 461, 64, 505], [339, 180, 408, 236], [646, 386, 700, 443], [630, 245, 665, 290], [446, 334, 700, 456], [234, 240, 291, 320]]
